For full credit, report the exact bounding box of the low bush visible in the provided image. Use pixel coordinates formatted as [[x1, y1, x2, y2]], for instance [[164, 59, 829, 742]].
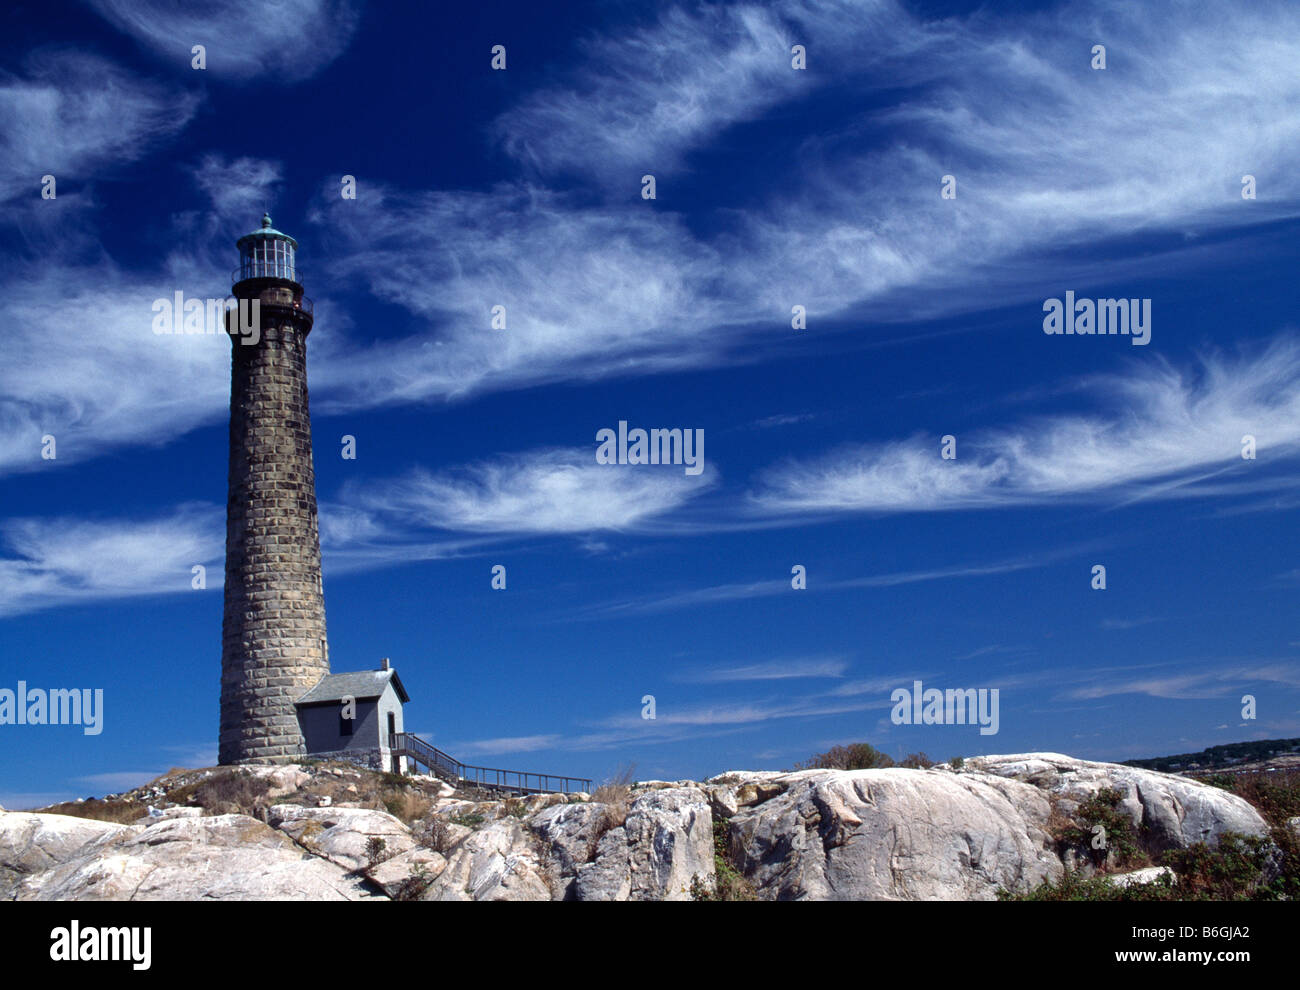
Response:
[[690, 818, 757, 901], [793, 743, 894, 771], [1054, 787, 1147, 870]]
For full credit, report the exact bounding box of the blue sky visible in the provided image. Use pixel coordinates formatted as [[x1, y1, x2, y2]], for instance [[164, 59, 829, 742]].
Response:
[[2, 0, 1299, 807]]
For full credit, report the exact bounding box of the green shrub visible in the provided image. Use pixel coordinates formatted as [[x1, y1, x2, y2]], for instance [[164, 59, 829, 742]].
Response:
[[1006, 827, 1299, 901], [364, 836, 388, 868], [794, 743, 894, 771], [999, 870, 1177, 902], [1159, 834, 1269, 900], [690, 818, 757, 901], [1227, 770, 1300, 827], [394, 863, 433, 901], [1005, 768, 1300, 901], [1057, 787, 1146, 869]]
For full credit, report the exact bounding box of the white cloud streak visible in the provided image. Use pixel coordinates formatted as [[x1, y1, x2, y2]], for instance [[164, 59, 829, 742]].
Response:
[[1064, 662, 1300, 701], [86, 0, 361, 81], [0, 504, 222, 618], [336, 448, 716, 536], [675, 656, 849, 682], [573, 548, 1081, 618], [304, 0, 1300, 411], [751, 339, 1300, 514], [0, 49, 198, 204], [9, 3, 1300, 475]]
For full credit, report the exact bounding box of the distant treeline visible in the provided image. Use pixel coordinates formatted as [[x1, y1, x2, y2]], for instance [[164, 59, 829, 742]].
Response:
[[1124, 738, 1300, 772]]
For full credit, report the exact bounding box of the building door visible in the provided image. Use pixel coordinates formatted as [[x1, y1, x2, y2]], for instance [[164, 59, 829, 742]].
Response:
[[388, 712, 399, 773]]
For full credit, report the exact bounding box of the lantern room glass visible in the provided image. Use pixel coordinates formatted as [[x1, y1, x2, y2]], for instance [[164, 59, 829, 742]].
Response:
[[240, 238, 297, 281]]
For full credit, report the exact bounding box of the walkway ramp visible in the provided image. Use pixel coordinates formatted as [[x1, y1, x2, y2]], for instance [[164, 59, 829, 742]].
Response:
[[390, 732, 592, 796]]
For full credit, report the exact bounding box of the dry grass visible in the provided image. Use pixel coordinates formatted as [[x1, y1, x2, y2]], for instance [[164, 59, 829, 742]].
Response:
[[1044, 795, 1077, 844], [380, 788, 433, 824], [184, 771, 272, 815], [294, 767, 437, 823], [31, 762, 443, 828], [591, 764, 637, 833], [34, 798, 144, 824], [39, 770, 273, 823]]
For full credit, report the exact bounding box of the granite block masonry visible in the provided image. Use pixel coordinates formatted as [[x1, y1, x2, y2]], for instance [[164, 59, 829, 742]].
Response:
[[218, 215, 328, 765]]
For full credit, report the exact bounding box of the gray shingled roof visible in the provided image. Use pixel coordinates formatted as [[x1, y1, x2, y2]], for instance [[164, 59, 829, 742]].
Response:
[[295, 669, 409, 706]]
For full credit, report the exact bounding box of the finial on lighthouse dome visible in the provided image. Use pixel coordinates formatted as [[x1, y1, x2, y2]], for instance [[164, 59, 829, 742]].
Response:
[[234, 212, 301, 286]]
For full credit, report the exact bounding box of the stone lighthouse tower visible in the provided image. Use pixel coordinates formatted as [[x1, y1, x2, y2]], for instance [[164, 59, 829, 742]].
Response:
[[219, 215, 329, 765]]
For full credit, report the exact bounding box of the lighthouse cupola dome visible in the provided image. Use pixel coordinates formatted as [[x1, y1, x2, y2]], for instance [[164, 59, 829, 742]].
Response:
[[234, 212, 301, 285]]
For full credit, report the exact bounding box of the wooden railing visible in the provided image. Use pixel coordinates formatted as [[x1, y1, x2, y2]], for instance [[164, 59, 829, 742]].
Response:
[[390, 732, 592, 795]]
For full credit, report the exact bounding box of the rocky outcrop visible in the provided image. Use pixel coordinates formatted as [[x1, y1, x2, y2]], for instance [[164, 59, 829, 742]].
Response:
[[1110, 866, 1175, 888], [529, 801, 609, 892], [267, 804, 415, 872], [572, 787, 713, 901], [727, 768, 1062, 900], [422, 818, 553, 901], [959, 753, 1268, 849], [370, 847, 447, 898], [411, 785, 714, 901], [0, 753, 1275, 901], [9, 814, 379, 900], [0, 813, 134, 899]]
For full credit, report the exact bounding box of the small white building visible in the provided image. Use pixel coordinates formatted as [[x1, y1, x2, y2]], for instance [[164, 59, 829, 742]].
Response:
[[294, 660, 409, 772]]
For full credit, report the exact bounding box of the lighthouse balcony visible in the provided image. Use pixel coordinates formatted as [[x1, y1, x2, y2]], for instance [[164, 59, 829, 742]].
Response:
[[261, 293, 312, 316]]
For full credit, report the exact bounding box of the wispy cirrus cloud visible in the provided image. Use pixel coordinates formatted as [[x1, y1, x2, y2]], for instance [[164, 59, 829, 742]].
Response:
[[449, 684, 902, 759], [192, 154, 283, 226], [494, 0, 820, 180], [449, 734, 565, 759], [334, 448, 716, 537], [309, 183, 730, 410], [0, 261, 231, 476], [0, 443, 716, 615], [1100, 617, 1164, 630], [86, 0, 362, 81], [9, 2, 1300, 477], [573, 547, 1087, 619], [305, 1, 1300, 414], [0, 49, 198, 205], [0, 504, 222, 618], [751, 339, 1300, 515], [1063, 662, 1300, 701], [0, 152, 299, 480], [430, 654, 1300, 763], [674, 656, 849, 683]]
